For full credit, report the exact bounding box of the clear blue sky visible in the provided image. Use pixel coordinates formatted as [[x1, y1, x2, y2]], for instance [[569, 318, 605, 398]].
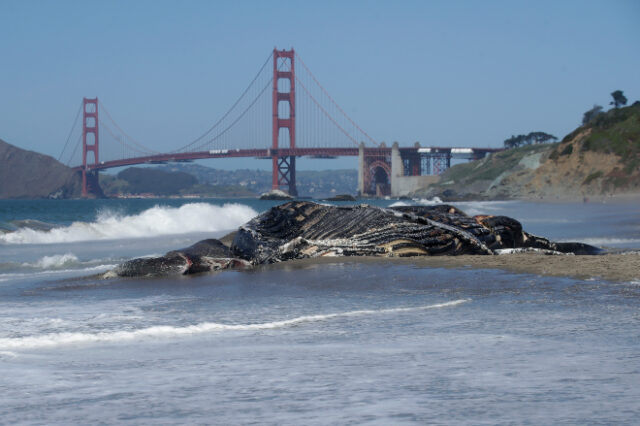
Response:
[[1, 0, 638, 171]]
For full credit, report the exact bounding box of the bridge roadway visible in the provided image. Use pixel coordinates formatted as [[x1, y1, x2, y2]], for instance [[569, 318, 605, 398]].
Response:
[[72, 146, 501, 172]]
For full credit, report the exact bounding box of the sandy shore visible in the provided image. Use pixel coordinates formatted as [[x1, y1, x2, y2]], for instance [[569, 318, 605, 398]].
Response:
[[266, 253, 640, 283]]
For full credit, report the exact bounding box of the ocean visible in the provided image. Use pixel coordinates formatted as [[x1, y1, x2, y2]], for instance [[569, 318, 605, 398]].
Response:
[[1, 197, 639, 425]]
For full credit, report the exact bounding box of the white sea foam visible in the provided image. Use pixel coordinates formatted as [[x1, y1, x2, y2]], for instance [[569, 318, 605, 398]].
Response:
[[416, 196, 443, 205], [0, 299, 469, 350], [26, 253, 80, 269], [390, 197, 443, 208], [0, 203, 257, 245]]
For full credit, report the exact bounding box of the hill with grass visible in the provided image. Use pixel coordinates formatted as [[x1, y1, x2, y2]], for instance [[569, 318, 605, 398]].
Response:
[[0, 138, 82, 199], [419, 103, 640, 200]]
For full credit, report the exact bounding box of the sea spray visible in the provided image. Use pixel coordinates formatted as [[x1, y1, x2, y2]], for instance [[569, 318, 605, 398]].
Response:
[[26, 253, 80, 269], [0, 203, 258, 244]]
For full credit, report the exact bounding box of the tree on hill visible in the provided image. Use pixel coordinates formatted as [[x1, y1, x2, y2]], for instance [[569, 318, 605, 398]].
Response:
[[504, 134, 526, 149], [610, 90, 627, 109], [527, 131, 558, 145], [582, 105, 603, 125], [504, 132, 557, 148]]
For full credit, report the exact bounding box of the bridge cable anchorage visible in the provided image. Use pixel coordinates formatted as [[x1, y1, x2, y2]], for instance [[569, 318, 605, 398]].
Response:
[[58, 101, 83, 162], [172, 51, 274, 153], [98, 118, 158, 157], [189, 78, 273, 152], [295, 52, 377, 146], [98, 100, 158, 154], [296, 76, 359, 146]]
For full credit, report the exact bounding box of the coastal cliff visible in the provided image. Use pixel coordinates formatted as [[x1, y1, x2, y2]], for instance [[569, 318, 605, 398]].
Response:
[[0, 138, 82, 199], [419, 103, 640, 200]]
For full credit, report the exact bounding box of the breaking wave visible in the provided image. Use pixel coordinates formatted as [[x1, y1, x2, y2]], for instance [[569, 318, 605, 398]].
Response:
[[389, 197, 442, 207], [25, 253, 80, 269], [0, 299, 469, 350], [0, 203, 257, 245]]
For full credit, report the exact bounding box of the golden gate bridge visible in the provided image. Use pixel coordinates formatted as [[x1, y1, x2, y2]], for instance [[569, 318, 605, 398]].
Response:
[[58, 48, 501, 197]]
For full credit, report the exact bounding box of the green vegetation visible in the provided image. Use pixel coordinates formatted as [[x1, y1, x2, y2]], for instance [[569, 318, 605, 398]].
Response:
[[441, 144, 550, 184], [579, 103, 640, 165], [100, 167, 255, 197], [560, 144, 573, 156], [582, 105, 603, 125], [503, 132, 557, 148], [116, 168, 197, 195], [99, 165, 359, 198], [610, 90, 628, 109], [421, 91, 638, 199], [156, 164, 358, 198], [583, 171, 603, 185]]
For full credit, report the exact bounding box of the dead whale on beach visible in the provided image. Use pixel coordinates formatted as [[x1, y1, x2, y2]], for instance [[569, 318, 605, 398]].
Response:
[[108, 201, 601, 278]]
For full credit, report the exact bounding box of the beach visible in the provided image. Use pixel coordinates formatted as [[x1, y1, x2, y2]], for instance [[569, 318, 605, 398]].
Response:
[[1, 197, 639, 424], [276, 253, 640, 283]]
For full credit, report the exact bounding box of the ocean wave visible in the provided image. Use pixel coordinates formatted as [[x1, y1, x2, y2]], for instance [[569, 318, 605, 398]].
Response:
[[389, 197, 443, 208], [24, 253, 80, 269], [0, 203, 257, 245], [0, 299, 469, 350], [560, 237, 640, 247]]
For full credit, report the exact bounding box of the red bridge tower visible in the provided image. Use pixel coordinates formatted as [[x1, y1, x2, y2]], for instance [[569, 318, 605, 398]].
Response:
[[271, 48, 297, 196], [81, 97, 100, 197]]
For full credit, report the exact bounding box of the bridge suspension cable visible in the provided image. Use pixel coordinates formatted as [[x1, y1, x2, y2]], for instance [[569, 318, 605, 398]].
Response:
[[296, 77, 359, 146], [98, 118, 157, 157], [64, 134, 82, 167], [98, 100, 158, 155], [185, 78, 273, 152], [58, 101, 82, 162], [171, 51, 274, 153], [295, 52, 377, 146]]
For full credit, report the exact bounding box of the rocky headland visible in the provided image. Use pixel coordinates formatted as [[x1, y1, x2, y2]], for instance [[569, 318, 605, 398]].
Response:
[[0, 138, 82, 199], [419, 103, 640, 201]]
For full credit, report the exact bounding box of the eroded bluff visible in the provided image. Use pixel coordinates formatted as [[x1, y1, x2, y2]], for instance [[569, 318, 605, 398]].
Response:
[[109, 201, 600, 278]]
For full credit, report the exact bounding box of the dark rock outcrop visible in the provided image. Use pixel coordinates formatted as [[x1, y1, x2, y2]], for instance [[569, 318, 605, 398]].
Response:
[[109, 201, 601, 278], [0, 138, 82, 199]]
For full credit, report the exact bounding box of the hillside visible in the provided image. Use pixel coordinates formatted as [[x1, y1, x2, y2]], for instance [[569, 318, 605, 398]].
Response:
[[100, 167, 256, 197], [156, 164, 358, 198], [0, 138, 82, 199], [420, 103, 640, 200]]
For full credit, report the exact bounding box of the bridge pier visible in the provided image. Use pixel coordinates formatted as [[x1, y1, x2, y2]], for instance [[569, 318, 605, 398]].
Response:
[[270, 48, 298, 196], [272, 155, 297, 197]]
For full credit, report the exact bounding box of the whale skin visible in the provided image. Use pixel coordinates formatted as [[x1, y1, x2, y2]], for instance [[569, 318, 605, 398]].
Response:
[[110, 201, 601, 277]]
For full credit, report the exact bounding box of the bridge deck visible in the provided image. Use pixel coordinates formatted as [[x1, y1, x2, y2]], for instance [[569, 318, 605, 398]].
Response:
[[73, 147, 502, 171]]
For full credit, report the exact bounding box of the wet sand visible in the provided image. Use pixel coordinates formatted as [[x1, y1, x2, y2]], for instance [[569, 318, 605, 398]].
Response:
[[269, 254, 640, 283]]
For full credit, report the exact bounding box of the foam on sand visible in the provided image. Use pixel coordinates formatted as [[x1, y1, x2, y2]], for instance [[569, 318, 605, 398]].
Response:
[[0, 299, 470, 350]]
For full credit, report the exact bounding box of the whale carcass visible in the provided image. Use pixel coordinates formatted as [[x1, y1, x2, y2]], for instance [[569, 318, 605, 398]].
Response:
[[110, 201, 600, 277]]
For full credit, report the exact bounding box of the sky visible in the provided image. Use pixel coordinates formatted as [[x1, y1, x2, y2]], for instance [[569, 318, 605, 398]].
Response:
[[1, 0, 639, 171]]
